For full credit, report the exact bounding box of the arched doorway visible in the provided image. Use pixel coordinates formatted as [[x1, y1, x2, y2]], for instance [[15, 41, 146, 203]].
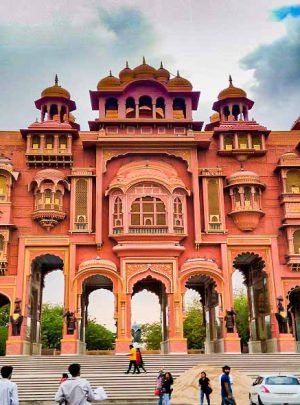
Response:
[[80, 275, 115, 351], [183, 287, 205, 352], [185, 275, 220, 353], [0, 293, 10, 356], [233, 252, 270, 353], [232, 269, 249, 352], [30, 254, 64, 354], [287, 286, 300, 353], [131, 275, 167, 351]]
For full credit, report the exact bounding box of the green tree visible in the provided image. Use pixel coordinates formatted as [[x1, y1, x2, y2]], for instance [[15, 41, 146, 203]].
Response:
[[0, 304, 9, 327], [0, 304, 9, 355], [183, 299, 206, 349], [41, 304, 64, 349], [85, 320, 115, 350], [234, 291, 249, 345], [141, 322, 162, 350]]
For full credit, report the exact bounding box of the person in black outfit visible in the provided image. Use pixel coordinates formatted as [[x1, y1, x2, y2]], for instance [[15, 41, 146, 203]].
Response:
[[199, 371, 211, 405], [161, 372, 173, 405]]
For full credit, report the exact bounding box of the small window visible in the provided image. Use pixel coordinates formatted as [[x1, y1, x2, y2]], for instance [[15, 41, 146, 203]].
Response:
[[0, 176, 7, 200], [238, 134, 248, 149], [0, 235, 4, 258], [224, 134, 233, 151], [252, 135, 262, 150], [32, 135, 40, 150], [46, 135, 54, 150], [59, 135, 67, 150], [293, 230, 300, 254], [287, 170, 300, 193], [44, 190, 52, 208]]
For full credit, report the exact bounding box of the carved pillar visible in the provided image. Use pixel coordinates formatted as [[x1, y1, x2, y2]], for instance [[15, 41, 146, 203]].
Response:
[[67, 134, 72, 154], [26, 135, 32, 154], [40, 134, 45, 153], [115, 294, 132, 353], [95, 147, 104, 247], [54, 134, 59, 154], [191, 149, 201, 247]]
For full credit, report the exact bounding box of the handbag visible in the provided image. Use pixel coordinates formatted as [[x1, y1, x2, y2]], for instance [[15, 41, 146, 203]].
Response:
[[207, 386, 213, 395], [154, 388, 161, 396]]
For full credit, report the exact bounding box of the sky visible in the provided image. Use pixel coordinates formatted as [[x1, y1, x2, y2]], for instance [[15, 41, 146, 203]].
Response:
[[2, 1, 299, 330], [0, 0, 300, 130]]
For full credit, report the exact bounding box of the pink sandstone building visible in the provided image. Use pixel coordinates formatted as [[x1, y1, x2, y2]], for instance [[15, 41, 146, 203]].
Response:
[[0, 61, 300, 355]]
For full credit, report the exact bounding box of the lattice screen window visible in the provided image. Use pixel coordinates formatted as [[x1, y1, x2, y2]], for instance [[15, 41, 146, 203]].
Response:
[[293, 230, 300, 254], [208, 179, 221, 230], [130, 196, 166, 227], [286, 170, 300, 193], [0, 176, 7, 201], [0, 235, 4, 259], [173, 197, 183, 229], [59, 135, 67, 150], [75, 179, 88, 230], [32, 135, 40, 150]]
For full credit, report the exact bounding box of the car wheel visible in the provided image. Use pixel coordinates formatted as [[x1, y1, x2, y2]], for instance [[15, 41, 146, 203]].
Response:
[[258, 396, 264, 405]]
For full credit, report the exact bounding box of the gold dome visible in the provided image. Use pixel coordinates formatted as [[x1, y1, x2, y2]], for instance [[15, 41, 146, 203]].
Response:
[[41, 75, 70, 99], [210, 112, 220, 123], [133, 57, 157, 79], [97, 71, 121, 90], [156, 62, 170, 82], [119, 62, 133, 83], [168, 71, 192, 90], [218, 75, 246, 100]]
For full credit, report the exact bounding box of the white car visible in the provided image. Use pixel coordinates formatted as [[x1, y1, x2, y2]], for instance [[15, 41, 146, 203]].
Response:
[[249, 374, 300, 405]]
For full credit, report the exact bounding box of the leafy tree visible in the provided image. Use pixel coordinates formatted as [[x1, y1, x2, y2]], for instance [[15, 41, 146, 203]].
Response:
[[85, 320, 115, 350], [0, 304, 9, 327], [0, 304, 10, 355], [183, 299, 206, 349], [234, 291, 250, 345], [41, 304, 64, 349], [141, 322, 162, 350]]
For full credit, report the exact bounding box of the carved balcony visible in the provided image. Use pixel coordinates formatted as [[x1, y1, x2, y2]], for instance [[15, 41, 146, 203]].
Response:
[[32, 203, 66, 229], [228, 208, 265, 232]]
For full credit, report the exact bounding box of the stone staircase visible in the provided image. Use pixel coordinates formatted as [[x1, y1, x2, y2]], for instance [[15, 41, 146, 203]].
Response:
[[0, 354, 300, 404]]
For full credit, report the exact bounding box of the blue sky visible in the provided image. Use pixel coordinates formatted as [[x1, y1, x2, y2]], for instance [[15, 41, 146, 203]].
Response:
[[0, 0, 299, 131]]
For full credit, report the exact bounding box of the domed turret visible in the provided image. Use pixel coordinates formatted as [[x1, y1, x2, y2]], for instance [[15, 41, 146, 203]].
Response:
[[119, 62, 133, 83], [226, 169, 264, 187], [97, 71, 120, 90], [156, 62, 170, 83], [168, 71, 192, 90], [218, 75, 247, 101], [133, 57, 157, 79], [41, 75, 71, 99]]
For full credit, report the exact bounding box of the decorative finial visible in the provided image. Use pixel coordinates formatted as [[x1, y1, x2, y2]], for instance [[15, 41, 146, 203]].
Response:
[[126, 61, 129, 68], [177, 70, 180, 77], [160, 61, 163, 69], [142, 56, 146, 64], [109, 70, 112, 77], [55, 74, 58, 86], [229, 75, 233, 86]]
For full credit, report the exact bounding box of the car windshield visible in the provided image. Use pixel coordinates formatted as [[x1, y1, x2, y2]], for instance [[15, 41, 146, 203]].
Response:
[[265, 376, 299, 385]]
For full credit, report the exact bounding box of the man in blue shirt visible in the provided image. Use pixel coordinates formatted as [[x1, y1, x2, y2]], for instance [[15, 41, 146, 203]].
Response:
[[220, 365, 236, 405]]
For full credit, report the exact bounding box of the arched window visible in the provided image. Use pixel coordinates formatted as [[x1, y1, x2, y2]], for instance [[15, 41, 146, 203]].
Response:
[[46, 135, 54, 150], [50, 104, 59, 120], [59, 135, 67, 150], [173, 197, 183, 232], [244, 187, 252, 208], [173, 98, 186, 119], [286, 170, 300, 193], [0, 176, 7, 201], [130, 196, 166, 227], [293, 230, 300, 254], [223, 106, 230, 121], [254, 187, 260, 209], [232, 105, 240, 121], [32, 135, 40, 150], [156, 97, 165, 119], [75, 179, 88, 230], [44, 189, 52, 208], [54, 191, 62, 210], [113, 197, 123, 233], [233, 188, 241, 209], [105, 98, 118, 118], [126, 97, 135, 118], [0, 235, 4, 259], [224, 134, 233, 151], [139, 96, 152, 118], [60, 105, 67, 122], [36, 191, 43, 209]]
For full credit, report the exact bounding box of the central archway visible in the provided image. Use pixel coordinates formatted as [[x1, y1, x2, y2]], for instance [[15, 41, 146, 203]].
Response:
[[287, 286, 300, 352], [0, 293, 10, 356], [131, 275, 167, 352]]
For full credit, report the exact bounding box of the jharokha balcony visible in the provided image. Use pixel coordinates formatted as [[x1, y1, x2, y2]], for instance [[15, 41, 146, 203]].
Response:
[[32, 203, 66, 230]]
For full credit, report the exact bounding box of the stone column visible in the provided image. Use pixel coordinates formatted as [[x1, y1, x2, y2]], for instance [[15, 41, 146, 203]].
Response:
[[115, 294, 132, 353]]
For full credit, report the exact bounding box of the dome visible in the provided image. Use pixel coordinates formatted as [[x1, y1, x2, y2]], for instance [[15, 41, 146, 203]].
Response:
[[210, 112, 220, 123], [168, 71, 192, 90], [97, 71, 120, 90], [132, 57, 157, 79], [119, 62, 133, 83], [41, 75, 70, 99], [35, 169, 66, 182], [156, 62, 170, 82], [226, 169, 264, 187], [280, 151, 298, 159], [218, 75, 247, 101]]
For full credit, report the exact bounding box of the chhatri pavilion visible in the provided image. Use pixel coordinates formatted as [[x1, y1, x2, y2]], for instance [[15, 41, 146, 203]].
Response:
[[0, 60, 300, 355]]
